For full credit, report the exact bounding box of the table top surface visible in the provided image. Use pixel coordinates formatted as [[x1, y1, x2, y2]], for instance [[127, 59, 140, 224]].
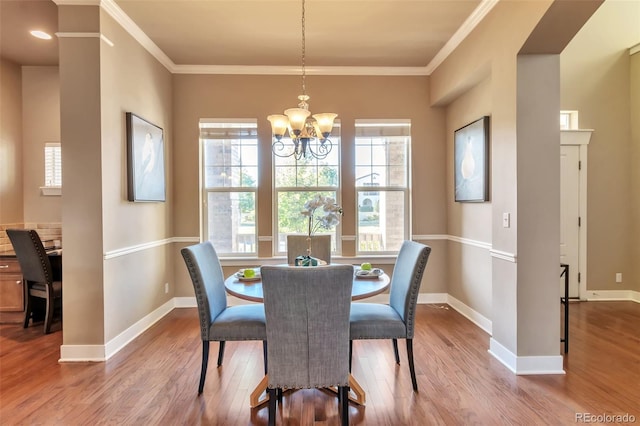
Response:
[[224, 265, 390, 303], [0, 248, 62, 259]]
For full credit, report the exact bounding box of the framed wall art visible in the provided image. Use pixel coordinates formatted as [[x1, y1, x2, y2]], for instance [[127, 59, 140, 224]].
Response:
[[126, 112, 166, 202], [454, 116, 490, 202]]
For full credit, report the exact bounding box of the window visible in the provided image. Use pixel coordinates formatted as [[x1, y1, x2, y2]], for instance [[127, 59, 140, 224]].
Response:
[[355, 120, 410, 253], [560, 110, 579, 130], [200, 119, 258, 256], [44, 142, 62, 187], [273, 122, 341, 255]]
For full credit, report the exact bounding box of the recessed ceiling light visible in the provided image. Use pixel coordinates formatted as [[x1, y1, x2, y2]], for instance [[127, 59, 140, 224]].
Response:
[[30, 30, 52, 40]]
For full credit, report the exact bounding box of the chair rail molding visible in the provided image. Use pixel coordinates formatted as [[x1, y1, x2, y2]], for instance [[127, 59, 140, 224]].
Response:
[[104, 237, 199, 259]]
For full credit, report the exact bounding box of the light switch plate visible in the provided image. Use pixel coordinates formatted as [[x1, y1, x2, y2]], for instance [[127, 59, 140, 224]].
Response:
[[502, 213, 510, 228]]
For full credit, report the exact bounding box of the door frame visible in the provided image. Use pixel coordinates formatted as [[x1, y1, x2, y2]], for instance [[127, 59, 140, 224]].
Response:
[[560, 130, 592, 300]]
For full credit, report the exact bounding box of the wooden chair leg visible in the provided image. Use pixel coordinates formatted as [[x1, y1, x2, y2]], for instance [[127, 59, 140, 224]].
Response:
[[406, 339, 418, 391], [198, 341, 210, 394], [23, 292, 33, 329], [263, 340, 268, 375], [43, 295, 54, 334], [392, 338, 400, 364], [217, 341, 226, 367], [339, 385, 349, 425], [267, 388, 277, 426]]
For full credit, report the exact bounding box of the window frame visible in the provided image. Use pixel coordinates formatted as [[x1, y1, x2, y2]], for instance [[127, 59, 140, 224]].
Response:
[[354, 119, 411, 255], [272, 123, 342, 257], [200, 119, 259, 257], [41, 142, 62, 196]]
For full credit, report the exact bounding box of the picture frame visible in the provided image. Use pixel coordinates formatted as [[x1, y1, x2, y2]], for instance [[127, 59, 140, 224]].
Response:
[[126, 112, 166, 202], [454, 116, 490, 202]]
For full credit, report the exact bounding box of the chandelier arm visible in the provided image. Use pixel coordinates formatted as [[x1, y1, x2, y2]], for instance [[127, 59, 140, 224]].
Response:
[[306, 138, 332, 160], [272, 140, 295, 158]]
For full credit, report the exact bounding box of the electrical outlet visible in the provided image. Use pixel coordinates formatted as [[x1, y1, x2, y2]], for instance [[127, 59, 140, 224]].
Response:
[[615, 273, 622, 283], [164, 283, 169, 293], [502, 213, 510, 228]]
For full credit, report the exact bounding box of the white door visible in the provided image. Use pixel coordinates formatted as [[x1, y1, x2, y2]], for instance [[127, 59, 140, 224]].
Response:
[[560, 145, 580, 298]]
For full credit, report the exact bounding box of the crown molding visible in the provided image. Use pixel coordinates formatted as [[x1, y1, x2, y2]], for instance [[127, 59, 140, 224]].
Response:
[[172, 64, 429, 76], [425, 0, 498, 74], [631, 43, 640, 55], [99, 0, 174, 71], [54, 0, 100, 5], [56, 0, 491, 77]]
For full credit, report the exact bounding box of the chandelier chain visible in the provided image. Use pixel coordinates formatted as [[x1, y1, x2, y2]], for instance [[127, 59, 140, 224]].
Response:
[[301, 0, 306, 98], [267, 0, 337, 160]]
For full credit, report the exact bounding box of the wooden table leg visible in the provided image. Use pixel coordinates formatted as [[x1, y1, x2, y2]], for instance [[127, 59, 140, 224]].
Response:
[[348, 374, 366, 405], [328, 374, 366, 406], [249, 375, 269, 408], [249, 373, 366, 407]]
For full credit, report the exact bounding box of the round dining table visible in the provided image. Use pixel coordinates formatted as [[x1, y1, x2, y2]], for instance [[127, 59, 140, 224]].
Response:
[[223, 264, 390, 407], [224, 265, 390, 303]]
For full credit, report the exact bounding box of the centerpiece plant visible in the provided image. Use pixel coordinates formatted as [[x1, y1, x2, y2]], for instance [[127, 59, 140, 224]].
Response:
[[300, 194, 343, 259]]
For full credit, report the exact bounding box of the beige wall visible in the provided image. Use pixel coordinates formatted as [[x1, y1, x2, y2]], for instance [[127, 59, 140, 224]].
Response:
[[58, 5, 173, 346], [100, 11, 173, 342], [58, 4, 106, 346], [432, 0, 602, 358], [631, 49, 639, 292], [172, 74, 448, 296], [8, 0, 631, 359], [432, 0, 555, 354], [560, 0, 640, 292], [0, 58, 23, 224], [21, 66, 61, 224], [446, 77, 492, 319]]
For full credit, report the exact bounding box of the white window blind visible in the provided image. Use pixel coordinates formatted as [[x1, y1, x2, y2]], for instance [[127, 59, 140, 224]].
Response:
[[44, 142, 62, 187]]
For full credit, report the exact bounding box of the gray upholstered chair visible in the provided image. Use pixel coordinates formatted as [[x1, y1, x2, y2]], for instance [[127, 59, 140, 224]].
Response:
[[7, 229, 62, 334], [349, 240, 431, 391], [181, 241, 267, 394], [261, 265, 353, 426], [286, 234, 331, 265]]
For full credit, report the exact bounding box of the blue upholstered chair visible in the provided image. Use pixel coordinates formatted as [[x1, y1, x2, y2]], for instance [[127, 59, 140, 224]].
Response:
[[181, 241, 267, 394], [261, 265, 353, 426], [286, 234, 331, 265], [349, 240, 431, 391], [7, 229, 62, 334]]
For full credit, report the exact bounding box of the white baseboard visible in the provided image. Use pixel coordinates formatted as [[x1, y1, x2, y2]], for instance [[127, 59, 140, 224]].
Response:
[[417, 292, 448, 304], [585, 289, 640, 302], [59, 299, 175, 362], [446, 295, 492, 335], [58, 290, 637, 366], [488, 338, 565, 375]]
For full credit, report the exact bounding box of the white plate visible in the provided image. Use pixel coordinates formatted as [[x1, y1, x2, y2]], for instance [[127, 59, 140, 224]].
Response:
[[235, 268, 261, 281], [355, 268, 383, 277]]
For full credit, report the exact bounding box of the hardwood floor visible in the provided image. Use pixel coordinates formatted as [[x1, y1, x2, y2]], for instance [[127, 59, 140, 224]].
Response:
[[1, 301, 638, 425]]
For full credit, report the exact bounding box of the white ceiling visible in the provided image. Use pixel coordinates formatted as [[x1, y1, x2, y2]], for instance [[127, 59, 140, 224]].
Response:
[[1, 0, 489, 72]]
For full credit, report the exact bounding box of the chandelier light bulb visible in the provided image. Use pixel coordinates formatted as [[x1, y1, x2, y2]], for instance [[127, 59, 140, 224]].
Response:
[[284, 108, 310, 134], [267, 115, 289, 140], [312, 113, 337, 137]]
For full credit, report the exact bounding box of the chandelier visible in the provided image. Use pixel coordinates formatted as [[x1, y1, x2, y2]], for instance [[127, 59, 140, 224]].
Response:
[[267, 0, 337, 160]]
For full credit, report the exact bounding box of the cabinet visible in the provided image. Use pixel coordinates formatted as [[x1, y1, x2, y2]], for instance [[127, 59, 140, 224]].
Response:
[[0, 258, 24, 312]]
